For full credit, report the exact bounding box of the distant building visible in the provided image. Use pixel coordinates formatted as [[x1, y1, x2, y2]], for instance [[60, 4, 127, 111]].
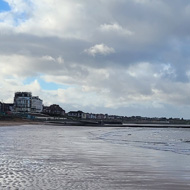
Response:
[[0, 102, 2, 113], [14, 92, 43, 113], [96, 114, 105, 120], [31, 96, 43, 113], [81, 112, 87, 119], [108, 115, 117, 120], [0, 102, 13, 113], [42, 106, 51, 115], [14, 92, 32, 112], [68, 111, 83, 118], [86, 113, 96, 119], [42, 104, 65, 116], [4, 103, 14, 113]]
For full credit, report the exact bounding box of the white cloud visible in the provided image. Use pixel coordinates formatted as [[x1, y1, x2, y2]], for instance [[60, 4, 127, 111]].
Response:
[[1, 1, 190, 117], [41, 55, 64, 64], [57, 56, 64, 64], [84, 44, 115, 56], [41, 55, 55, 61], [100, 23, 133, 36]]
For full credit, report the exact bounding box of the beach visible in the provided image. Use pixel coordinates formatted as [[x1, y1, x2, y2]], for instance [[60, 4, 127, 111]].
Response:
[[0, 124, 190, 189], [0, 119, 43, 127]]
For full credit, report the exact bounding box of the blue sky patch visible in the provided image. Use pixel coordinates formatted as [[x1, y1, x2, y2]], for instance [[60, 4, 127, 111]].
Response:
[[14, 12, 28, 25], [0, 0, 11, 12], [24, 77, 68, 90]]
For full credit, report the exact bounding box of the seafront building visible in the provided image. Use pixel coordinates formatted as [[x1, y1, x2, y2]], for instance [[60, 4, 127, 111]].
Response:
[[14, 92, 43, 113], [0, 102, 13, 113], [14, 92, 32, 112], [31, 96, 43, 113], [68, 111, 83, 118], [42, 104, 65, 116]]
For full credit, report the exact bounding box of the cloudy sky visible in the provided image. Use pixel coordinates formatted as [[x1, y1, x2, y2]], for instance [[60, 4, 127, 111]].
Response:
[[1, 0, 190, 118]]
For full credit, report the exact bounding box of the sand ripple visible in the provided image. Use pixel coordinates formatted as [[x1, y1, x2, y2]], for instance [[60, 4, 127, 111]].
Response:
[[0, 125, 190, 190]]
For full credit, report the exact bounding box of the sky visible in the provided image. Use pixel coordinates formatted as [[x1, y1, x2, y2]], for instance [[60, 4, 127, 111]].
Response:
[[1, 0, 190, 118]]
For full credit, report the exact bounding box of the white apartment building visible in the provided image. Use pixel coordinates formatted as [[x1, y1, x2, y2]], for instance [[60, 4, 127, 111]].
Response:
[[31, 96, 43, 113], [14, 92, 32, 112], [14, 92, 43, 113]]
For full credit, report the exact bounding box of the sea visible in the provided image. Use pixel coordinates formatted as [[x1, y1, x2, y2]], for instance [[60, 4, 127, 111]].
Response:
[[96, 127, 190, 155], [0, 125, 190, 190]]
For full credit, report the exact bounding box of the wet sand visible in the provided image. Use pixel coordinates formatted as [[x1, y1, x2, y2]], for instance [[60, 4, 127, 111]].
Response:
[[0, 125, 190, 189], [0, 120, 43, 126]]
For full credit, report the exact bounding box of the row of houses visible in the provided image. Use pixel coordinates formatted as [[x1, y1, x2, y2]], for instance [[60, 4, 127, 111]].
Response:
[[0, 91, 120, 120], [0, 92, 65, 116], [67, 110, 122, 120]]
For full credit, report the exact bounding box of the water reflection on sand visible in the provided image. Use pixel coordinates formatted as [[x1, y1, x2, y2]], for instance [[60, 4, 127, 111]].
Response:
[[0, 125, 190, 190]]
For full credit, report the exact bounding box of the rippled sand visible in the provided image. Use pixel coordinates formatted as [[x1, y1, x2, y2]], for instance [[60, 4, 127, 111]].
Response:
[[0, 125, 190, 190]]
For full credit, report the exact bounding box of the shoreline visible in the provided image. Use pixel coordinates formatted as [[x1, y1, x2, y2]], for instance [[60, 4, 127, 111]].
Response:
[[1, 119, 190, 128], [0, 119, 44, 127]]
